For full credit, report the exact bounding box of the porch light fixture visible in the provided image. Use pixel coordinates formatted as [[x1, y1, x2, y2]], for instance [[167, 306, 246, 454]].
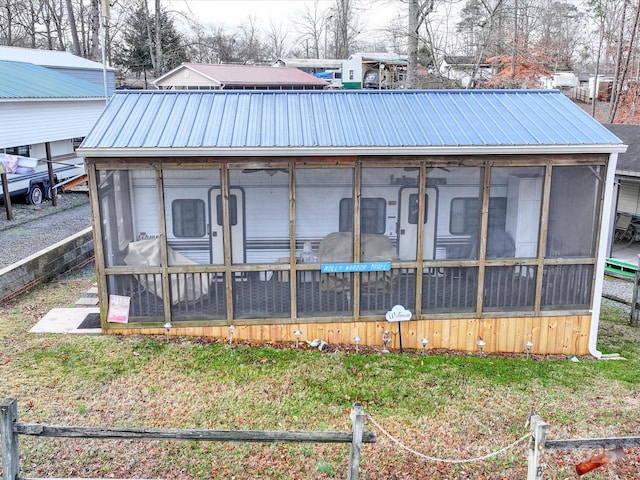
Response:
[[421, 337, 429, 355], [381, 330, 390, 353], [354, 336, 361, 353], [228, 324, 235, 344], [164, 322, 172, 341], [477, 339, 486, 356], [525, 341, 534, 359], [294, 329, 302, 348]]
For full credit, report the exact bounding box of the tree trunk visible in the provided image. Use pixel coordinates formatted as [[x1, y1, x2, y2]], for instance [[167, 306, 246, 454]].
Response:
[[608, 0, 628, 122], [407, 0, 419, 89], [609, 0, 640, 123], [591, 15, 604, 118], [143, 0, 156, 75], [90, 0, 100, 60], [66, 0, 81, 55], [155, 0, 162, 76]]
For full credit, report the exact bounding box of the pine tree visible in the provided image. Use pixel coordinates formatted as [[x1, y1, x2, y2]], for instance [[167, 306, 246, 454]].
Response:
[[114, 2, 188, 79]]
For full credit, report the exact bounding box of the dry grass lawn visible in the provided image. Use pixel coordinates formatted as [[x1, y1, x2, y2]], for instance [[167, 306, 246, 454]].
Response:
[[1, 266, 640, 479]]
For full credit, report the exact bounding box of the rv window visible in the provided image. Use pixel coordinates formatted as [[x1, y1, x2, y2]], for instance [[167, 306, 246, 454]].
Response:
[[172, 199, 206, 237], [407, 193, 428, 224], [4, 145, 30, 157], [450, 197, 507, 234], [216, 194, 238, 226], [339, 198, 386, 234]]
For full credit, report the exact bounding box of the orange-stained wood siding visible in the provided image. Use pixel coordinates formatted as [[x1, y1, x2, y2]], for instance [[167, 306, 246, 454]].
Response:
[[103, 315, 592, 355]]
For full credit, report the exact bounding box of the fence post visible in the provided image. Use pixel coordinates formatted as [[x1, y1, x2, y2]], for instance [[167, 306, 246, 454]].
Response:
[[527, 415, 547, 480], [347, 404, 365, 480], [632, 254, 640, 325], [1, 398, 19, 480]]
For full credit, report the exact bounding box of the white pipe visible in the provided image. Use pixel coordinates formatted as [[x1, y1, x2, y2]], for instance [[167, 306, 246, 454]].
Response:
[[590, 152, 619, 358]]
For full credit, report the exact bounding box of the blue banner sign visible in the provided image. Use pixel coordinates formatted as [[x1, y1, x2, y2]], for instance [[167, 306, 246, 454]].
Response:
[[321, 262, 391, 273]]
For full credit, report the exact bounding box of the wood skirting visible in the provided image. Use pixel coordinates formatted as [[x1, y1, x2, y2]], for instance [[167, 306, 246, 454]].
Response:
[[104, 315, 592, 355]]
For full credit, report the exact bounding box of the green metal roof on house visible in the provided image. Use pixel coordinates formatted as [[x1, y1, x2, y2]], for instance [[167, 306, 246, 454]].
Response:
[[0, 60, 105, 99], [78, 89, 626, 158]]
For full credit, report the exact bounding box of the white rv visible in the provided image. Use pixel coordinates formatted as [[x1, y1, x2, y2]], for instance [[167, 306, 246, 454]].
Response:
[[121, 165, 542, 266], [1, 140, 85, 205]]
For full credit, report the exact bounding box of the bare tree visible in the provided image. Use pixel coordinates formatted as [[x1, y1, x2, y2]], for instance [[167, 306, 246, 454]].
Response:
[[333, 0, 361, 58], [291, 1, 327, 58], [237, 15, 267, 63], [41, 0, 67, 50], [266, 20, 288, 60], [0, 0, 24, 45]]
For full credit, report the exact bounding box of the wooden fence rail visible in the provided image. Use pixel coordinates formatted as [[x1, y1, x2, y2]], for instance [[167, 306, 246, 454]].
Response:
[[527, 414, 640, 480], [1, 397, 376, 480]]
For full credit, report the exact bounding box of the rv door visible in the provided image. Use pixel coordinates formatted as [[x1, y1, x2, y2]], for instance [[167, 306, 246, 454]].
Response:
[[398, 187, 437, 260], [210, 187, 245, 264]]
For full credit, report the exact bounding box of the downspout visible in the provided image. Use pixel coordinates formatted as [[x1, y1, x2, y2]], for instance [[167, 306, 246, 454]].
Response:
[[590, 152, 619, 358]]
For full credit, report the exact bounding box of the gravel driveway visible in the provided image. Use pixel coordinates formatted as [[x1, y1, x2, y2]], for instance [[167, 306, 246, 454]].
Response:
[[0, 193, 91, 270]]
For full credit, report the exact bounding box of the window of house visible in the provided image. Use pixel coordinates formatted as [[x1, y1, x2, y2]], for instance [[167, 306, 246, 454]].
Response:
[[339, 198, 386, 234], [172, 199, 206, 237]]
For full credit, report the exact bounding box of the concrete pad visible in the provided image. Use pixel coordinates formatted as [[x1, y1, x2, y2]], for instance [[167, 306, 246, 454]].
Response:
[[30, 307, 101, 334], [75, 296, 99, 306]]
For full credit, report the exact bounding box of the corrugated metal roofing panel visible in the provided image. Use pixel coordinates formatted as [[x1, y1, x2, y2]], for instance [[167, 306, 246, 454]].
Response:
[[79, 89, 625, 155], [0, 45, 114, 70], [0, 60, 104, 99]]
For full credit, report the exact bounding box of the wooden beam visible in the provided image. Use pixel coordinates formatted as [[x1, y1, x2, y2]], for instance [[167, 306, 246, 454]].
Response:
[[14, 423, 376, 444]]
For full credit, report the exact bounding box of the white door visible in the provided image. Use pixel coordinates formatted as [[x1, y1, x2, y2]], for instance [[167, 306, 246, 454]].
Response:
[[398, 187, 437, 260], [210, 188, 244, 264]]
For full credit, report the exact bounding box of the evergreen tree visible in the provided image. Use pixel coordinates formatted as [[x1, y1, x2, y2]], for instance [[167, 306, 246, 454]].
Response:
[[114, 2, 188, 79]]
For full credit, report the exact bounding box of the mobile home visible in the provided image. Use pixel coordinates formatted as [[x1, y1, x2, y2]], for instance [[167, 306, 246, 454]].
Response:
[[78, 89, 625, 356]]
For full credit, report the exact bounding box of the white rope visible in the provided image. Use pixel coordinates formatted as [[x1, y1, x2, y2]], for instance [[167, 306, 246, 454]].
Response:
[[366, 413, 530, 464]]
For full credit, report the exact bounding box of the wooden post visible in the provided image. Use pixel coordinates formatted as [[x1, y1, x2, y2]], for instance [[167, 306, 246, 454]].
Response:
[[1, 172, 13, 221], [347, 404, 364, 480], [45, 142, 57, 207], [527, 415, 547, 480], [631, 253, 640, 325], [1, 397, 19, 480]]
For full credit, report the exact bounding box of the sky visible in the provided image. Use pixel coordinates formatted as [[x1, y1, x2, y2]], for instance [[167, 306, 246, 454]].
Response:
[[166, 0, 404, 32]]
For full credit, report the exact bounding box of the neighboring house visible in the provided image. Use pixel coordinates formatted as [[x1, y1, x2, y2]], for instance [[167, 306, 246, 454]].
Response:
[[439, 56, 494, 88], [0, 60, 106, 203], [605, 124, 640, 218], [152, 63, 329, 90], [0, 45, 115, 95], [78, 89, 625, 357]]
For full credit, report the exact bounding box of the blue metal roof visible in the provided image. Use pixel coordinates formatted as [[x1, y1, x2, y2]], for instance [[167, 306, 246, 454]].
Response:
[[0, 60, 105, 99], [78, 89, 625, 157]]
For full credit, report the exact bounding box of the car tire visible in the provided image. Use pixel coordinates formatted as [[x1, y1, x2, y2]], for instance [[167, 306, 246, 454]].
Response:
[[27, 183, 44, 205]]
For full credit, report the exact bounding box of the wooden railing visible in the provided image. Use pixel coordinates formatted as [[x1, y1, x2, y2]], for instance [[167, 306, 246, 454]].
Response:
[[1, 398, 376, 480]]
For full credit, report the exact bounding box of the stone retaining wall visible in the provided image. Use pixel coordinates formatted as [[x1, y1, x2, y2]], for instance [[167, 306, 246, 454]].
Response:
[[0, 227, 94, 303]]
